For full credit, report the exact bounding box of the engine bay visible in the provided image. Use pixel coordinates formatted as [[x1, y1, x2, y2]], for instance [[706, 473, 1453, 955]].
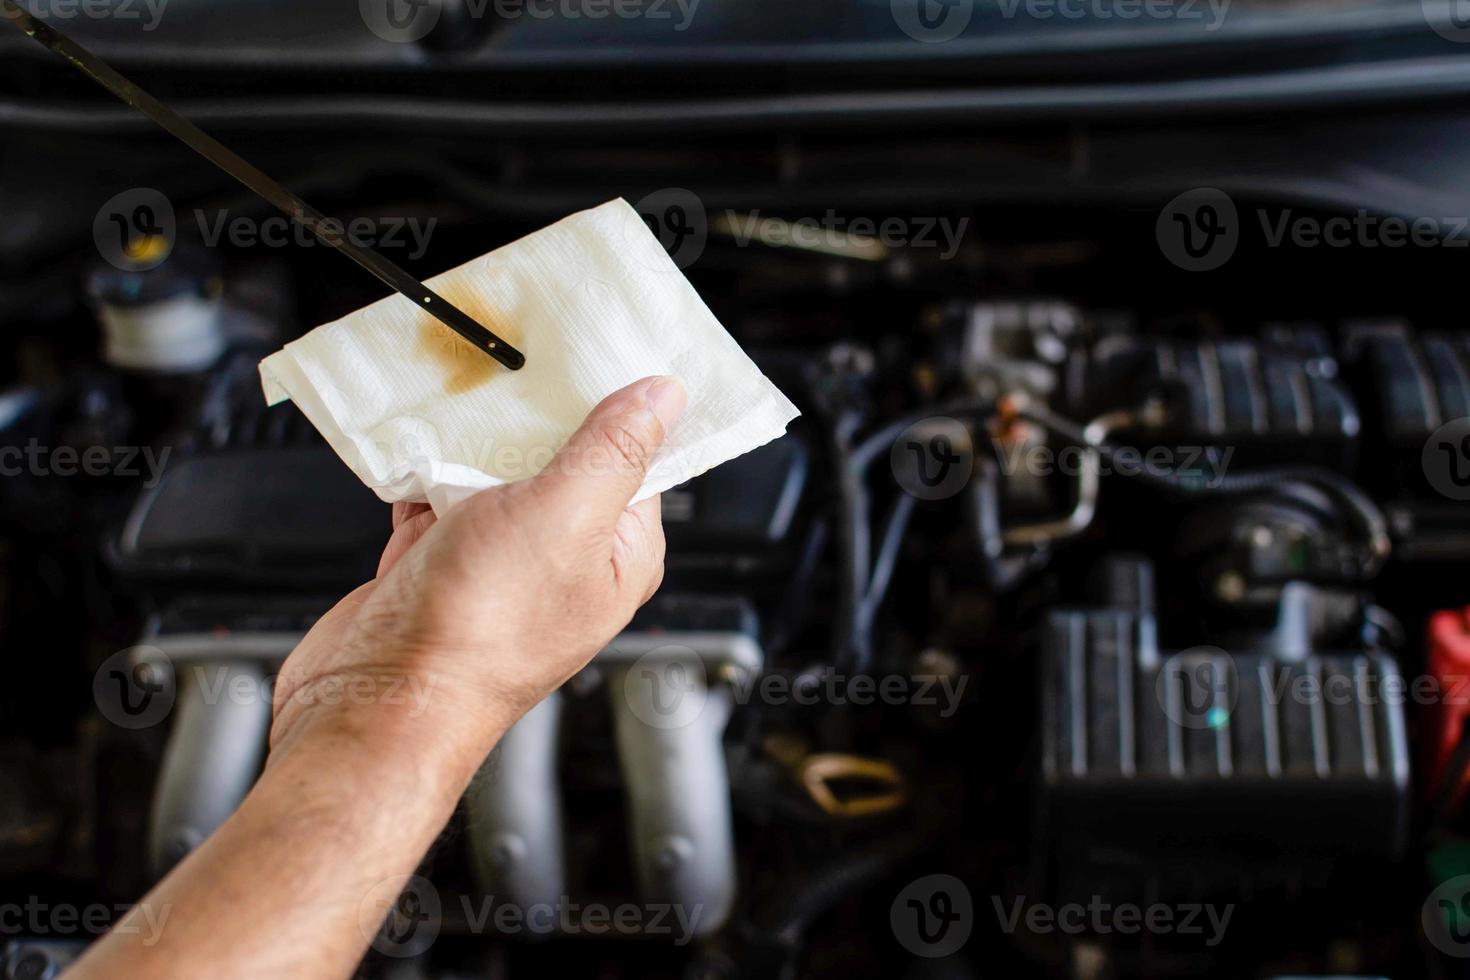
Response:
[[6, 5, 1470, 975]]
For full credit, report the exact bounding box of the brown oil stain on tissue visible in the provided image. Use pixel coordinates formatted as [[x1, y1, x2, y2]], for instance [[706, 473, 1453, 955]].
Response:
[[416, 295, 523, 396]]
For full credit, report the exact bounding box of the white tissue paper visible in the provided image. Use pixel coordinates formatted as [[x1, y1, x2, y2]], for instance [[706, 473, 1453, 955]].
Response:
[[258, 198, 799, 516]]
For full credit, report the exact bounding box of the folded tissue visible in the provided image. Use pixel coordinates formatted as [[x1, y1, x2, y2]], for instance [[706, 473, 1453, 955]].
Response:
[[259, 199, 799, 515]]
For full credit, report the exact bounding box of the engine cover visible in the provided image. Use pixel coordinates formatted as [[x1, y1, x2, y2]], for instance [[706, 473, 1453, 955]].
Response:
[[1040, 567, 1409, 897]]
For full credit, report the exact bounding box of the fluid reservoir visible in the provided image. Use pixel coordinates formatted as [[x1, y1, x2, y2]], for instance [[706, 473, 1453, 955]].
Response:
[[87, 242, 225, 373]]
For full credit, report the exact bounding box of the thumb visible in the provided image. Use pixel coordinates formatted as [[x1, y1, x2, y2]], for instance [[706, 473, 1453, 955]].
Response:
[[534, 375, 687, 529]]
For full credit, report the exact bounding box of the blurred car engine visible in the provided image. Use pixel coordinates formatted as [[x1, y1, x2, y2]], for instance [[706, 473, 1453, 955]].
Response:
[[5, 1, 1470, 977]]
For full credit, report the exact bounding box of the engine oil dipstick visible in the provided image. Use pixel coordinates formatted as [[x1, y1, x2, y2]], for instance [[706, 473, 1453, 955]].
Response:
[[1, 0, 525, 372]]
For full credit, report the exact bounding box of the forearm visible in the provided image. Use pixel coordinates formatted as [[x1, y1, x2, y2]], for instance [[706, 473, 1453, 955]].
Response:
[[62, 379, 680, 977], [69, 711, 500, 979]]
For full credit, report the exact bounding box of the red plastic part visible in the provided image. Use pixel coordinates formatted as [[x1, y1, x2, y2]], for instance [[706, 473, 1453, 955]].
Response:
[[1426, 607, 1470, 805]]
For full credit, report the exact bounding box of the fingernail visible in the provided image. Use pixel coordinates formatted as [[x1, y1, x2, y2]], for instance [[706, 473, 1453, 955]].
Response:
[[645, 375, 688, 433]]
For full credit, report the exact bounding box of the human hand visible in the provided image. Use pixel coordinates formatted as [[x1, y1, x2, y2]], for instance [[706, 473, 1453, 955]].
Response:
[[267, 375, 687, 782]]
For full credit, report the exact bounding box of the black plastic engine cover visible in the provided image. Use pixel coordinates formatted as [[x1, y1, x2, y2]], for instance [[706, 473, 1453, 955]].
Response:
[[1040, 608, 1408, 867], [111, 447, 390, 589]]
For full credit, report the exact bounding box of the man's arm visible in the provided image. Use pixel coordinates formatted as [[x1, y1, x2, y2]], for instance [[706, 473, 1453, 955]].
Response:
[[78, 717, 485, 977], [68, 376, 686, 979]]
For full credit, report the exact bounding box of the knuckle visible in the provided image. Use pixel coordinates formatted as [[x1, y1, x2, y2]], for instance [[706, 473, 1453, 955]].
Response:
[[598, 420, 655, 476]]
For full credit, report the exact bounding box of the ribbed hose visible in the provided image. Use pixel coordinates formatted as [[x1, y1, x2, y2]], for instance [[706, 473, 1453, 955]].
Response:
[[1020, 406, 1391, 575]]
